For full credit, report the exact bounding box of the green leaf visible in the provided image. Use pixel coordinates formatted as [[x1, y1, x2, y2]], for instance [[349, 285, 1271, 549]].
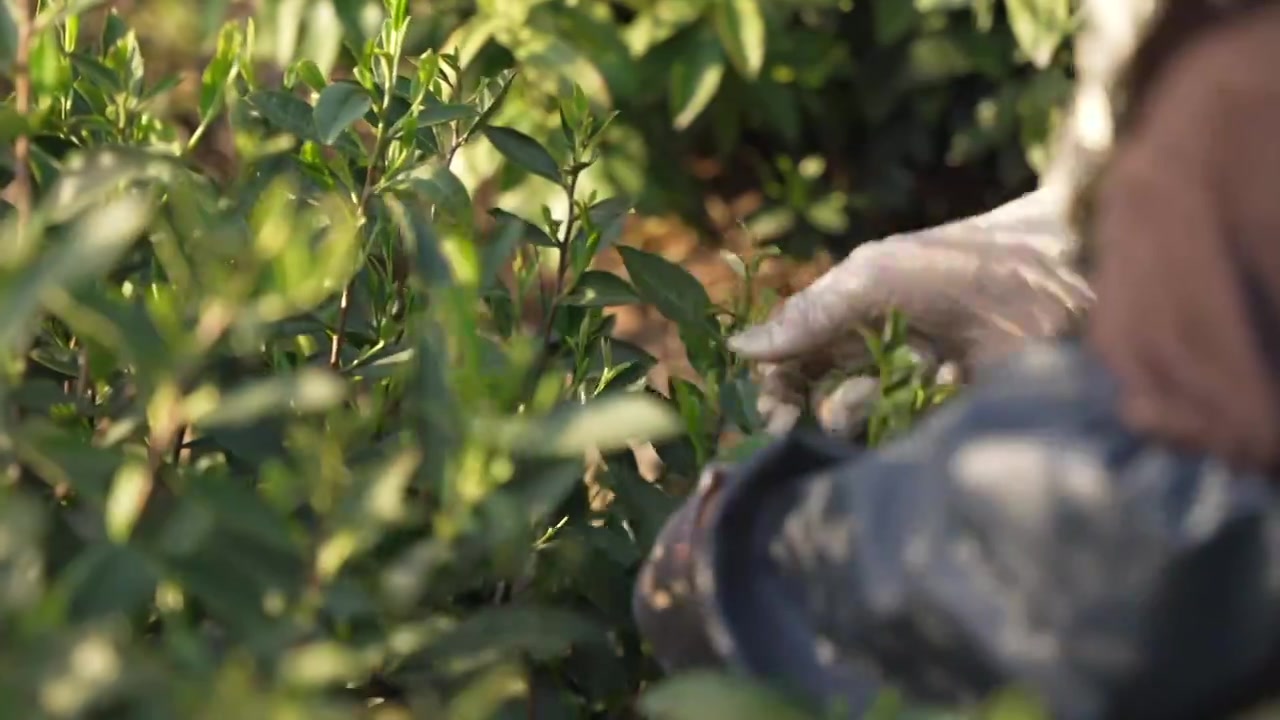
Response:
[[34, 0, 110, 31], [0, 102, 26, 144], [873, 0, 918, 45], [617, 245, 711, 329], [29, 30, 70, 99], [200, 21, 243, 119], [188, 368, 348, 430], [483, 393, 683, 457], [479, 212, 526, 289], [285, 57, 327, 91], [279, 641, 371, 688], [0, 0, 18, 71], [670, 32, 726, 130], [59, 543, 158, 621], [600, 455, 677, 549], [639, 671, 813, 720], [247, 89, 319, 140], [105, 460, 151, 542], [623, 1, 705, 57], [313, 80, 371, 144], [712, 0, 766, 80], [573, 196, 632, 251], [39, 146, 178, 223], [69, 52, 122, 94], [385, 0, 408, 25], [0, 190, 156, 353], [382, 192, 454, 287], [299, 0, 346, 74], [427, 605, 603, 672], [504, 24, 613, 109], [481, 125, 562, 184], [0, 492, 45, 612], [489, 208, 557, 248], [982, 688, 1052, 720], [446, 663, 529, 720], [562, 270, 640, 308], [333, 0, 383, 51], [101, 9, 128, 50], [403, 160, 474, 234], [1004, 0, 1070, 68], [418, 102, 478, 127]]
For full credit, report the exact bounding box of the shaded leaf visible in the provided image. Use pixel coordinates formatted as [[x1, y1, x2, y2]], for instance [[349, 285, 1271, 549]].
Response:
[[481, 125, 562, 184], [60, 543, 158, 621], [0, 492, 45, 612], [403, 160, 474, 233], [0, 189, 156, 352], [313, 80, 371, 144], [562, 271, 640, 308], [0, 0, 17, 71], [429, 605, 603, 673], [418, 102, 478, 127], [247, 89, 319, 140], [873, 0, 919, 45], [490, 208, 557, 248], [69, 52, 122, 94], [572, 196, 632, 251], [617, 245, 711, 329]]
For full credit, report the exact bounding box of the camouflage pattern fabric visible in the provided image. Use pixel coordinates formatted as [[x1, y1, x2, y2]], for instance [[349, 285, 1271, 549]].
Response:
[[635, 341, 1280, 718]]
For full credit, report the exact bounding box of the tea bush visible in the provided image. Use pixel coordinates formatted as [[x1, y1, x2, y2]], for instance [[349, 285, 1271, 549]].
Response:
[[0, 0, 1061, 718], [83, 0, 1077, 257]]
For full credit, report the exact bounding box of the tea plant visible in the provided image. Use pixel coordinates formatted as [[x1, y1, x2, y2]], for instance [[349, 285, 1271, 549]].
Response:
[[0, 1, 1023, 718]]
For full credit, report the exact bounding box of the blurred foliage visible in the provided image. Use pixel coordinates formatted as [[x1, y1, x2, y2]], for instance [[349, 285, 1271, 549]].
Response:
[[66, 0, 1077, 257], [0, 0, 1075, 717]]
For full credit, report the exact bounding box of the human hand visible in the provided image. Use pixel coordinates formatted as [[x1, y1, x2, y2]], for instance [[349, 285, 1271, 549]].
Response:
[[730, 188, 1094, 438]]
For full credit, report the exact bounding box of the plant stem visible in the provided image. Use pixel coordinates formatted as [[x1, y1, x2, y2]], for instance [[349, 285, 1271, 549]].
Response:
[[12, 0, 34, 248], [330, 124, 389, 369], [332, 31, 409, 369], [540, 171, 581, 345], [521, 170, 581, 402]]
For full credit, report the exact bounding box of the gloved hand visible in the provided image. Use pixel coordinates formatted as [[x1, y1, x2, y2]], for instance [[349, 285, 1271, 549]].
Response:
[[729, 187, 1095, 438]]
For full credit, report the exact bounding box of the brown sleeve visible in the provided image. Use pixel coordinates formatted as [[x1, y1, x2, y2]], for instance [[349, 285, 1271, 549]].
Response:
[[1086, 1, 1280, 471]]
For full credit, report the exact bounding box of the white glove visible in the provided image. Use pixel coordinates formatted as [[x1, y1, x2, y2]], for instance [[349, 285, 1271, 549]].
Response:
[[729, 188, 1095, 437]]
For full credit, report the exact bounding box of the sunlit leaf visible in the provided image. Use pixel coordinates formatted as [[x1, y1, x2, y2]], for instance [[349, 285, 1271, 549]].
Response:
[[187, 368, 348, 429], [639, 671, 813, 720], [712, 0, 766, 80], [670, 30, 725, 130], [483, 393, 683, 457], [1004, 0, 1070, 68]]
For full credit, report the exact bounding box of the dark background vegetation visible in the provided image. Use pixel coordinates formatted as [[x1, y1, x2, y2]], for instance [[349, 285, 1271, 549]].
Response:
[[0, 0, 1075, 717]]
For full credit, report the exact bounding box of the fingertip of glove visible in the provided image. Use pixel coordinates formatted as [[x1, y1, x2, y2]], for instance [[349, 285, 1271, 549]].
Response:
[[727, 326, 772, 357], [725, 331, 752, 354]]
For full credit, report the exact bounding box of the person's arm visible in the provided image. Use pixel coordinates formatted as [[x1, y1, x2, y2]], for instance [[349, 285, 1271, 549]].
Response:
[[1087, 1, 1280, 472]]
